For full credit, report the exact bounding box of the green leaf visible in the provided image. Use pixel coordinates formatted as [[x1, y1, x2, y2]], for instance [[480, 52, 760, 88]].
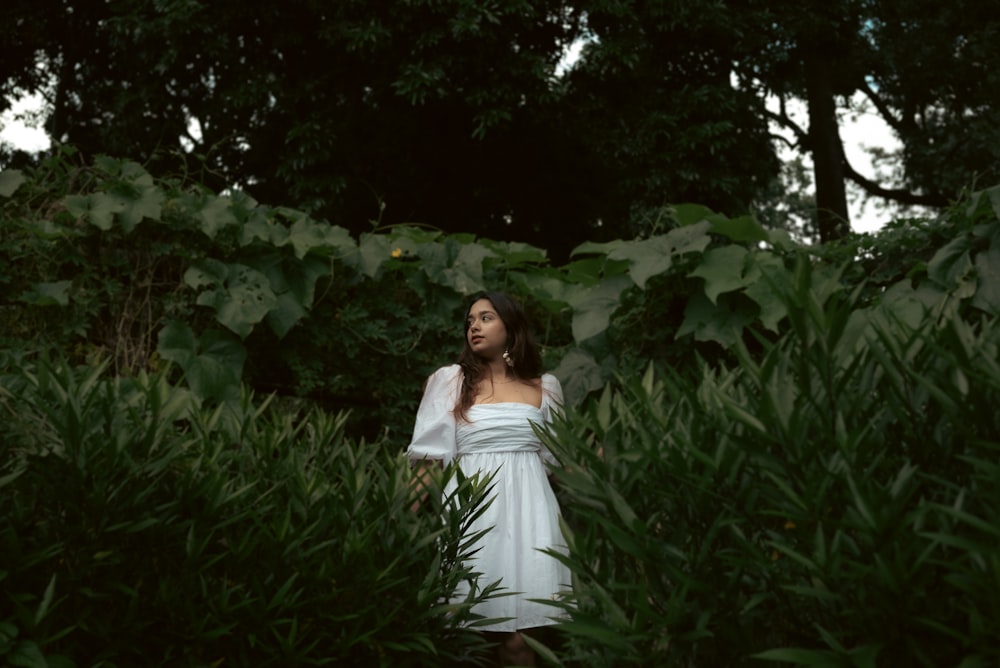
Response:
[[927, 234, 974, 289], [157, 322, 246, 401], [744, 253, 791, 332], [677, 291, 755, 346], [8, 640, 47, 668], [199, 265, 278, 339], [663, 219, 713, 255], [709, 214, 770, 243], [551, 347, 604, 406], [243, 251, 329, 338], [20, 281, 72, 306], [196, 194, 239, 238], [569, 274, 631, 342], [670, 203, 723, 227], [970, 246, 1000, 315], [63, 191, 127, 230], [481, 238, 549, 266], [0, 169, 26, 197], [239, 208, 277, 246], [521, 632, 564, 667], [35, 575, 56, 625], [607, 237, 675, 289], [157, 319, 198, 369], [440, 241, 496, 294], [287, 215, 355, 259], [752, 647, 843, 666], [118, 183, 164, 232], [184, 259, 229, 290], [689, 245, 751, 303], [358, 232, 392, 278]]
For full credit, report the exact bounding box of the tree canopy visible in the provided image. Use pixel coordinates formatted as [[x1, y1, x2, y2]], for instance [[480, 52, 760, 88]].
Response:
[[1, 0, 997, 253]]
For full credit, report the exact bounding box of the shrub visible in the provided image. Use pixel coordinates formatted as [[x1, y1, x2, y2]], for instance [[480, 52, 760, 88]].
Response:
[[540, 258, 1000, 667], [0, 358, 498, 667]]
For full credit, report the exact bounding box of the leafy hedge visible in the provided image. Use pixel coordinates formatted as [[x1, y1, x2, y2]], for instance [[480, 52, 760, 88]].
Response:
[[2, 150, 999, 666], [540, 255, 1000, 666], [7, 152, 995, 449], [0, 359, 498, 667]]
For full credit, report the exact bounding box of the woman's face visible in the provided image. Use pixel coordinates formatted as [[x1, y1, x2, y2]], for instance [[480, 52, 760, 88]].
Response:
[[466, 298, 508, 360]]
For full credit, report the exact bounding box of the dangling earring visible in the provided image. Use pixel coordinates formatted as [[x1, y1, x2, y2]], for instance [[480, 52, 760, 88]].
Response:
[[502, 348, 514, 367]]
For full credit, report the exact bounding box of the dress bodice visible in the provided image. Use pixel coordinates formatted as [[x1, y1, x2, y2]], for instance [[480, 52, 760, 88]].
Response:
[[456, 403, 544, 456]]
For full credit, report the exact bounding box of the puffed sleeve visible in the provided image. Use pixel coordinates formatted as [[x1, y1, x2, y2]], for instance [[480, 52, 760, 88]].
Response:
[[538, 373, 565, 466], [406, 364, 462, 465]]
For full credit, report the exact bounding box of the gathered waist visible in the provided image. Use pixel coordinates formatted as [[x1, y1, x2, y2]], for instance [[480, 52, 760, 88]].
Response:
[[458, 442, 540, 456]]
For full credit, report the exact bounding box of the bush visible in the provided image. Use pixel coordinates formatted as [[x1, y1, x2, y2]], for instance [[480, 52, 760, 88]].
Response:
[[540, 258, 1000, 667], [0, 358, 498, 667]]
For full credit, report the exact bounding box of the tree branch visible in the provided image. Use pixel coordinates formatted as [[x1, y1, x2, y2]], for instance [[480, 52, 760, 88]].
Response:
[[764, 95, 810, 150], [858, 80, 912, 136], [841, 152, 948, 208]]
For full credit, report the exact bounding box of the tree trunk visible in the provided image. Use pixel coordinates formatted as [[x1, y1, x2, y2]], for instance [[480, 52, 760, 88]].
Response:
[[804, 51, 850, 243]]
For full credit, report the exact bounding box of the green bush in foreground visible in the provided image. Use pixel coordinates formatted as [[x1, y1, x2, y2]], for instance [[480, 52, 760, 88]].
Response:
[[0, 359, 498, 667], [541, 259, 1000, 667]]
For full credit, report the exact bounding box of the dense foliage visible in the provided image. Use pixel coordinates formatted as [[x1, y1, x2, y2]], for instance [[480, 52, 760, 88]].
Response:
[[542, 269, 1000, 666], [1, 151, 998, 664], [3, 1, 998, 250], [0, 360, 501, 666]]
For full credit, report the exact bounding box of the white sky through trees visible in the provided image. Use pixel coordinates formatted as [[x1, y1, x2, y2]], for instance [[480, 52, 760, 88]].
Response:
[[1, 85, 901, 234]]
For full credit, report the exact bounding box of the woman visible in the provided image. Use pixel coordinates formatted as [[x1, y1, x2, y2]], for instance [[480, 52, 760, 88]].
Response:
[[408, 291, 570, 667]]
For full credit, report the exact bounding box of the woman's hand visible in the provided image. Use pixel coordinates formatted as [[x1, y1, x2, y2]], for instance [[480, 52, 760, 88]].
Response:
[[409, 460, 440, 512]]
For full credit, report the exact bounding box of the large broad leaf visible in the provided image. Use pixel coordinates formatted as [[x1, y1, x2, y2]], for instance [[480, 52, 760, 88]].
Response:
[[663, 219, 712, 255], [246, 252, 330, 338], [744, 254, 792, 332], [562, 256, 624, 286], [187, 262, 278, 339], [415, 238, 496, 294], [677, 291, 756, 347], [117, 183, 164, 232], [551, 347, 604, 406], [183, 259, 229, 289], [157, 321, 245, 401], [570, 239, 623, 257], [511, 270, 578, 310], [688, 245, 752, 304], [480, 238, 548, 267], [970, 246, 1000, 315], [965, 183, 1000, 222], [0, 169, 26, 197], [604, 222, 712, 289], [195, 194, 239, 238], [607, 238, 672, 289], [287, 216, 355, 259], [20, 281, 72, 306], [927, 234, 974, 289], [62, 191, 126, 231], [440, 242, 496, 295], [239, 207, 277, 246], [569, 275, 632, 342], [669, 203, 727, 227], [709, 214, 770, 243], [357, 232, 393, 278]]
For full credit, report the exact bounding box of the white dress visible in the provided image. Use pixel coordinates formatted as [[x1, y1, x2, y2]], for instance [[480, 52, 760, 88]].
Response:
[[407, 364, 570, 631]]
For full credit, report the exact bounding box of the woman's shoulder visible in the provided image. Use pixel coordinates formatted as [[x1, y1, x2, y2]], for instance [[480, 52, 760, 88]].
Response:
[[431, 363, 461, 378], [539, 373, 564, 407], [426, 364, 462, 387], [540, 372, 562, 390]]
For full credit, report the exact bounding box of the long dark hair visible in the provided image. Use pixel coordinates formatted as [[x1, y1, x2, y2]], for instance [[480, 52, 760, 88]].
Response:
[[453, 291, 543, 421]]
